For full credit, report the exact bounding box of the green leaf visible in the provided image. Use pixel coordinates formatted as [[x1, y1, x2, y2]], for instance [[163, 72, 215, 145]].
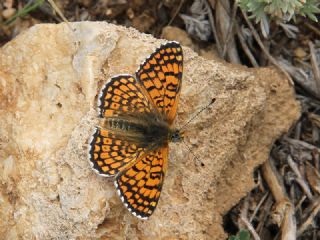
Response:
[[238, 230, 251, 240], [237, 0, 320, 22], [228, 236, 238, 240], [228, 229, 251, 240], [4, 0, 45, 25]]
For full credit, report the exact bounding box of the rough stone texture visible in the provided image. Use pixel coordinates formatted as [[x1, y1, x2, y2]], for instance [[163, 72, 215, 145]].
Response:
[[0, 22, 300, 239]]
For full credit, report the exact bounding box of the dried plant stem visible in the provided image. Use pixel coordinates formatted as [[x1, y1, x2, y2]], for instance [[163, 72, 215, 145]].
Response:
[[214, 0, 240, 63], [298, 197, 320, 236], [221, 1, 238, 59], [304, 22, 320, 37], [240, 9, 293, 85], [281, 206, 297, 240], [309, 41, 320, 97], [240, 216, 261, 240], [167, 0, 185, 26], [283, 137, 320, 151], [250, 192, 269, 222], [206, 0, 223, 57], [235, 23, 259, 67], [287, 156, 313, 200], [261, 158, 296, 240], [261, 158, 287, 202]]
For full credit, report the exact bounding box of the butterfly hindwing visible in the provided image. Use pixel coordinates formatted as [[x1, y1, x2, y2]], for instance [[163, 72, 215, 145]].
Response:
[[136, 42, 183, 124], [98, 74, 153, 118], [115, 147, 168, 219], [89, 128, 146, 177]]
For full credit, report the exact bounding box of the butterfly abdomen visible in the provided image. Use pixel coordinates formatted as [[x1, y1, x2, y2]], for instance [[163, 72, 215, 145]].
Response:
[[106, 118, 132, 131]]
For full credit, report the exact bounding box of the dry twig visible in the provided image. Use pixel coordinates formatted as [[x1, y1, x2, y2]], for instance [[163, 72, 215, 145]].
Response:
[[240, 9, 294, 85], [261, 158, 296, 240], [287, 155, 313, 200], [214, 0, 240, 63], [283, 137, 320, 151], [304, 22, 320, 38], [221, 1, 238, 60], [249, 192, 269, 222], [206, 0, 223, 56], [235, 23, 259, 67], [167, 0, 185, 26], [298, 197, 320, 236], [240, 216, 261, 240], [309, 41, 320, 98]]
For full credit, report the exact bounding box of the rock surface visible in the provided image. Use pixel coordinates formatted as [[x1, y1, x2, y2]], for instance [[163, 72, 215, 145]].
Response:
[[0, 22, 300, 239]]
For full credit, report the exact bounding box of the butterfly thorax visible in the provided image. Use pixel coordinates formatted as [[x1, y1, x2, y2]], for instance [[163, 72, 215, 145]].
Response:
[[101, 112, 182, 150]]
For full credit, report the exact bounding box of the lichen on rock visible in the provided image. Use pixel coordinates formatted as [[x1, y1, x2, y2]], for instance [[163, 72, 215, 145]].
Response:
[[0, 22, 300, 239]]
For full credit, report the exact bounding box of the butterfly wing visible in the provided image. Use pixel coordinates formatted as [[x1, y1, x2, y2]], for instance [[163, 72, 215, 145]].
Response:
[[91, 74, 154, 176], [89, 128, 146, 177], [115, 146, 168, 219], [98, 74, 153, 118], [136, 42, 183, 124], [91, 43, 183, 218]]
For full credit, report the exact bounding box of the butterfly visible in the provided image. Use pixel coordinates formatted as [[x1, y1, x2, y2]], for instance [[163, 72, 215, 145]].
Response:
[[88, 41, 183, 219]]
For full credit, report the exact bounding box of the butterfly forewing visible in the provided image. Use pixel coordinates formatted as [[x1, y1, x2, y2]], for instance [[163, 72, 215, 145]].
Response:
[[98, 75, 153, 118], [136, 41, 183, 124]]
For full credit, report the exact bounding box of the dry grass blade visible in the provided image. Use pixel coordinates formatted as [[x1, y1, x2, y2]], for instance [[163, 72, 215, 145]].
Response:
[[47, 0, 73, 30], [167, 0, 185, 26], [278, 59, 319, 99], [206, 0, 223, 57], [235, 23, 259, 67], [297, 197, 320, 236], [221, 1, 238, 59], [309, 113, 320, 128], [282, 137, 320, 151], [240, 216, 260, 240], [309, 41, 320, 98], [249, 192, 269, 222], [306, 161, 320, 195], [304, 22, 320, 38], [214, 0, 240, 63], [287, 155, 313, 200], [240, 9, 294, 85], [240, 216, 261, 240]]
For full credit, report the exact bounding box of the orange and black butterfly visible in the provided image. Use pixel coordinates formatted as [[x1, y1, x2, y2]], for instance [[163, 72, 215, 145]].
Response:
[[89, 42, 183, 219]]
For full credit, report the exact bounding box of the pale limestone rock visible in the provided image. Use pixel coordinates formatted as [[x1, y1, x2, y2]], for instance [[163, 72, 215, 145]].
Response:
[[0, 22, 300, 239]]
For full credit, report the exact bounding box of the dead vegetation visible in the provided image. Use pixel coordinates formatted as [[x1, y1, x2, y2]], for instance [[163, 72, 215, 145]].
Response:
[[1, 0, 320, 239]]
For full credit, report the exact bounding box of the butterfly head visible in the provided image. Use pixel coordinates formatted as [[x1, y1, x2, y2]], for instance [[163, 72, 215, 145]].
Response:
[[170, 129, 183, 143]]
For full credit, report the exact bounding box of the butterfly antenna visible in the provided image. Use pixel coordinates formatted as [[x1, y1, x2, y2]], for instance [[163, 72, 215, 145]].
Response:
[[182, 138, 202, 165], [179, 98, 216, 131]]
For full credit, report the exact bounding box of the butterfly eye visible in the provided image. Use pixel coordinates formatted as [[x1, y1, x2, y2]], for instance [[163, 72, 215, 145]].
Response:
[[171, 130, 182, 142]]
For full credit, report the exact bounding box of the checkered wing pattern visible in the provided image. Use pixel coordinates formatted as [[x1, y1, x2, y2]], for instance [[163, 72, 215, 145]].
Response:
[[136, 42, 183, 124], [89, 42, 183, 219], [89, 128, 146, 177], [98, 75, 153, 118], [115, 147, 168, 219]]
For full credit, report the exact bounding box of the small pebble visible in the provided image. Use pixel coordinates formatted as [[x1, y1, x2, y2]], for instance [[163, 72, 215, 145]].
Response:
[[294, 47, 307, 59], [2, 8, 16, 20]]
